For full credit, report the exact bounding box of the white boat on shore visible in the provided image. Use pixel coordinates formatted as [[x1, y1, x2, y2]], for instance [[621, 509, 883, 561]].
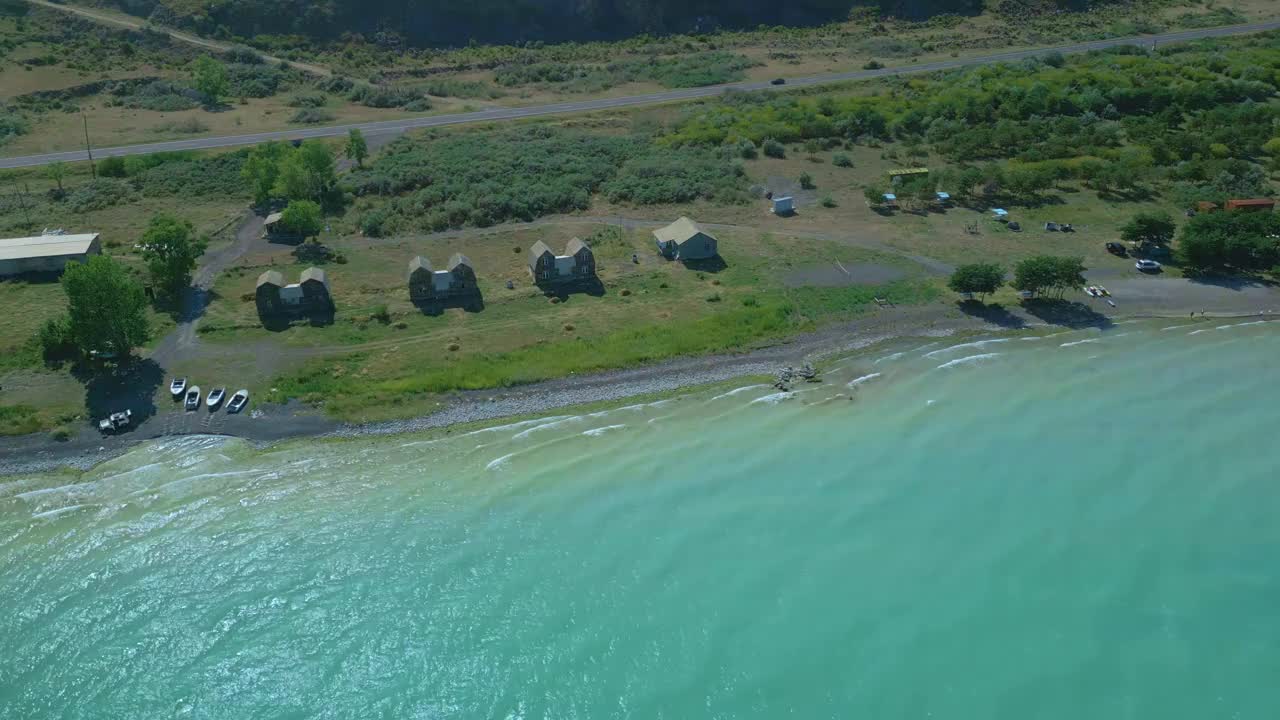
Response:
[[226, 389, 249, 414], [184, 386, 201, 411], [206, 387, 226, 409]]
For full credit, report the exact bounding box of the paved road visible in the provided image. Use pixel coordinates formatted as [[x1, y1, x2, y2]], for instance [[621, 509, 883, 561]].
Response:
[[3, 19, 1278, 169], [23, 0, 330, 76]]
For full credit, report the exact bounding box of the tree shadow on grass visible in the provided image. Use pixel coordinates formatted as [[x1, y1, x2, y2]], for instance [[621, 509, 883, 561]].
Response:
[[74, 358, 165, 432], [1185, 272, 1276, 291], [956, 300, 1027, 329], [1021, 298, 1114, 330]]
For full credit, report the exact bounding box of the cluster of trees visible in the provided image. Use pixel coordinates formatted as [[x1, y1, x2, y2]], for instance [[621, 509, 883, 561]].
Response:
[[949, 255, 1086, 300], [1177, 211, 1280, 273], [241, 139, 338, 206], [39, 212, 209, 363]]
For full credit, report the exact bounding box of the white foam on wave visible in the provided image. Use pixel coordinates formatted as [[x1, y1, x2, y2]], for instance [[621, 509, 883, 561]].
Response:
[[935, 353, 1000, 370], [485, 453, 516, 472], [846, 373, 882, 388], [711, 384, 770, 401], [455, 415, 575, 441], [1188, 328, 1211, 336], [15, 483, 85, 500], [749, 391, 794, 405], [924, 339, 1009, 359], [1216, 320, 1268, 331], [1162, 324, 1191, 331], [582, 424, 626, 437], [512, 416, 583, 441], [31, 504, 86, 520], [1060, 338, 1100, 348], [873, 351, 906, 365]]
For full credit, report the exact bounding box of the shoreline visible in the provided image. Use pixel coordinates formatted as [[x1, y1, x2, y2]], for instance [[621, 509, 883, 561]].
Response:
[[2, 305, 1277, 478]]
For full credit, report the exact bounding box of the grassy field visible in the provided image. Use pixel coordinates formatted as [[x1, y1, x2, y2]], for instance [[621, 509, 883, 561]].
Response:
[[193, 219, 938, 421]]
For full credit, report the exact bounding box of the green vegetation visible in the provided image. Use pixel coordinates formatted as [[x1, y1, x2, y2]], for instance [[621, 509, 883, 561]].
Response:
[[1177, 212, 1280, 273], [280, 200, 324, 238], [242, 141, 337, 206], [666, 36, 1280, 210], [61, 255, 150, 357], [140, 214, 206, 299], [1011, 256, 1087, 298], [345, 129, 368, 168], [948, 263, 1005, 300], [347, 126, 746, 233], [191, 55, 230, 103], [1119, 211, 1177, 245]]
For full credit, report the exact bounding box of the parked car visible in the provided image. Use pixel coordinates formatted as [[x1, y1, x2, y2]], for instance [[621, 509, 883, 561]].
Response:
[[184, 386, 201, 411], [1135, 259, 1162, 273], [98, 409, 132, 433], [1105, 242, 1128, 257], [770, 78, 786, 85], [226, 389, 250, 414], [206, 387, 226, 409], [170, 377, 187, 397]]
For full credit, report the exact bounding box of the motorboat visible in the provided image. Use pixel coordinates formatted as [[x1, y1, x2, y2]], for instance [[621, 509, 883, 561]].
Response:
[[184, 386, 201, 411], [170, 377, 187, 397], [206, 387, 226, 409], [226, 389, 249, 414]]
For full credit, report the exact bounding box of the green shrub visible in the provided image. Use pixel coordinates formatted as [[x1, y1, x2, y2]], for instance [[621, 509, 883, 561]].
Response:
[[134, 150, 248, 197], [735, 139, 758, 159], [67, 178, 136, 211], [419, 78, 502, 99], [762, 138, 785, 158], [288, 92, 328, 108], [349, 84, 423, 108], [97, 156, 127, 177], [820, 195, 836, 208], [371, 304, 391, 324], [799, 171, 815, 189], [38, 315, 76, 360], [863, 59, 884, 70], [0, 110, 28, 145], [0, 404, 42, 436], [832, 153, 853, 167], [603, 148, 748, 205], [290, 108, 335, 124]]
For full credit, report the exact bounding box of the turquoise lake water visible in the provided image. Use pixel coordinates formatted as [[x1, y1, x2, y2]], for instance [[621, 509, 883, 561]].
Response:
[[3, 319, 1279, 718]]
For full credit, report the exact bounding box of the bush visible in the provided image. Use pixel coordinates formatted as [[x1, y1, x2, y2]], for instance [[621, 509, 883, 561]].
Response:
[[863, 60, 884, 70], [154, 117, 210, 134], [799, 172, 815, 190], [349, 84, 422, 108], [290, 108, 335, 124], [0, 110, 28, 145], [67, 178, 136, 212], [762, 138, 785, 158], [820, 195, 836, 208], [832, 153, 853, 167], [603, 148, 748, 205], [371, 304, 391, 324], [419, 78, 502, 99], [134, 150, 249, 197], [38, 316, 77, 360], [736, 139, 758, 159], [289, 92, 328, 108], [97, 156, 127, 177]]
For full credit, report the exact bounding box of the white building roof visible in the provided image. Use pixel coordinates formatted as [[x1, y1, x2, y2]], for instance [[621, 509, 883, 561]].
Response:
[[0, 233, 99, 262]]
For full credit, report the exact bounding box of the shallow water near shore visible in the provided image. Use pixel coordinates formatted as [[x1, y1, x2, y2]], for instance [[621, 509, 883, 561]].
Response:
[[3, 319, 1280, 717]]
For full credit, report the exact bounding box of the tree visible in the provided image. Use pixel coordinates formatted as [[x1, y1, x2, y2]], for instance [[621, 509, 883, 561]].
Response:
[[1013, 255, 1086, 298], [280, 200, 324, 238], [276, 141, 336, 201], [798, 171, 814, 190], [1177, 211, 1280, 271], [948, 263, 1005, 301], [1119, 211, 1176, 246], [140, 214, 206, 298], [241, 141, 292, 206], [345, 128, 368, 167], [61, 255, 149, 358], [45, 161, 66, 195], [191, 55, 229, 102], [863, 183, 887, 206]]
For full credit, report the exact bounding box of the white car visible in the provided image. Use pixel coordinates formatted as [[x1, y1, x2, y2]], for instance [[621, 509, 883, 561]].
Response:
[[170, 377, 187, 397], [184, 386, 201, 411], [206, 387, 226, 409], [226, 389, 249, 414], [1135, 259, 1162, 272]]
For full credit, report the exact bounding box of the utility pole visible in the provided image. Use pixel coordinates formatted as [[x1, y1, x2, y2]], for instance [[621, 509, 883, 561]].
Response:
[[12, 182, 32, 228], [82, 113, 96, 179]]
